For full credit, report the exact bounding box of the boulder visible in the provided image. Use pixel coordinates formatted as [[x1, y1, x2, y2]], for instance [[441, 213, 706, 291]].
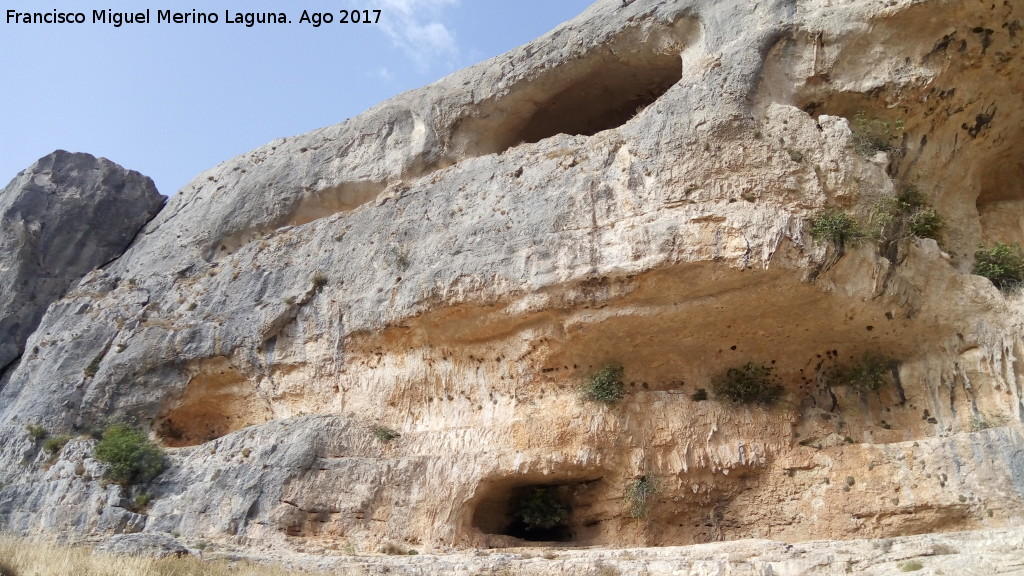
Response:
[[0, 151, 164, 372]]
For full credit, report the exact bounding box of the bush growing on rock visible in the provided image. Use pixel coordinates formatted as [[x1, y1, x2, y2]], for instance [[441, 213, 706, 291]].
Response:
[[24, 424, 47, 441], [511, 487, 568, 531], [42, 435, 71, 461], [872, 188, 943, 241], [93, 424, 164, 486], [973, 243, 1024, 291], [809, 210, 864, 250], [851, 111, 904, 156], [373, 426, 400, 442], [582, 365, 626, 405], [624, 476, 656, 519], [713, 363, 783, 405], [826, 353, 893, 393]]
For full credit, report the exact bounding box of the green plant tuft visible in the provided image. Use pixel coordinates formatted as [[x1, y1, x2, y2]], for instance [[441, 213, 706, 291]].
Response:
[[871, 188, 942, 241], [311, 271, 329, 292], [899, 560, 924, 572], [624, 476, 657, 519], [973, 243, 1024, 291], [42, 435, 71, 460], [690, 388, 709, 402], [851, 111, 904, 156], [809, 209, 864, 249], [582, 365, 626, 405], [84, 350, 105, 378], [372, 426, 400, 442], [906, 207, 942, 239], [826, 353, 893, 393], [25, 424, 47, 441], [713, 363, 784, 405], [132, 491, 154, 512], [93, 424, 165, 486], [510, 487, 568, 531]]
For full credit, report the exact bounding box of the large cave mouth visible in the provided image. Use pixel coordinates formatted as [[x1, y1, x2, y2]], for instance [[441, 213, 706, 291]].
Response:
[[467, 475, 606, 545], [450, 18, 697, 158]]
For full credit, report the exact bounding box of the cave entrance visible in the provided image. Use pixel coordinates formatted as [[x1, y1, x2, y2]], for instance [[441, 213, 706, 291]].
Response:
[[467, 476, 605, 545], [450, 19, 697, 158]]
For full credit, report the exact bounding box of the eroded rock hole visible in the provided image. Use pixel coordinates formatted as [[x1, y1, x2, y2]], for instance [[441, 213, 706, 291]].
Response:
[[506, 53, 682, 149], [976, 150, 1024, 246], [155, 357, 270, 447], [451, 21, 695, 157]]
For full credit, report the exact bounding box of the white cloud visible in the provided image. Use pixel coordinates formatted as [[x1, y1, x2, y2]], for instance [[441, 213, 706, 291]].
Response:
[[378, 0, 459, 71]]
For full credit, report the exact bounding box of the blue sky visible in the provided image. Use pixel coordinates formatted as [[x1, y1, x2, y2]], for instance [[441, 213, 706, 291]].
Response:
[[1, 0, 593, 195]]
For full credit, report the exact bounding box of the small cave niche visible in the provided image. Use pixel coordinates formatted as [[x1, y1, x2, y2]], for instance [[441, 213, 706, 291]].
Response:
[[155, 357, 270, 447], [467, 475, 605, 545], [976, 151, 1024, 246], [450, 20, 697, 158]]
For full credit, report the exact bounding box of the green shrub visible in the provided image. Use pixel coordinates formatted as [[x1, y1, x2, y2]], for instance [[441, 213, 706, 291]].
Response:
[[582, 365, 625, 405], [973, 243, 1024, 291], [826, 353, 892, 392], [809, 210, 864, 249], [24, 424, 47, 441], [42, 435, 71, 459], [899, 560, 924, 572], [906, 207, 942, 239], [690, 388, 709, 402], [851, 111, 903, 156], [84, 350, 105, 378], [713, 363, 784, 405], [132, 491, 154, 512], [372, 426, 400, 442], [510, 487, 568, 531], [311, 271, 328, 292], [871, 188, 942, 241], [93, 424, 164, 486], [624, 476, 656, 519]]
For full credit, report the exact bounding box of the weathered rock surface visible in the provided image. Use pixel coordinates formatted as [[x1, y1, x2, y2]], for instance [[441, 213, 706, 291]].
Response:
[[0, 150, 164, 373], [0, 0, 1023, 568], [96, 533, 190, 558], [215, 527, 1024, 575]]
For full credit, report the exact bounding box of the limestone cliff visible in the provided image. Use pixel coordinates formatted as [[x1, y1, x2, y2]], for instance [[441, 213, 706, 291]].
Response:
[[1, 0, 1022, 562]]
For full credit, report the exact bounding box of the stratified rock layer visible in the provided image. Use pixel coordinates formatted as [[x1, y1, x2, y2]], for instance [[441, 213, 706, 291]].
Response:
[[0, 0, 1022, 561], [0, 150, 164, 373]]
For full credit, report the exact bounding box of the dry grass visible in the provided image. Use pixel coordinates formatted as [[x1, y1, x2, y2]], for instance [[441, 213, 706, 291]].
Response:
[[0, 534, 301, 576]]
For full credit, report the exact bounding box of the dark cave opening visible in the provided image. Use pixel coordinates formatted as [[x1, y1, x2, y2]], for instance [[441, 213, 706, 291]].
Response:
[[468, 477, 604, 545], [450, 23, 693, 158], [505, 51, 683, 149]]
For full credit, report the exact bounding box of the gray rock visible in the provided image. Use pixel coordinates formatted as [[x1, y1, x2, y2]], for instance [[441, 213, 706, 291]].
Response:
[[0, 150, 164, 373], [96, 532, 189, 558], [0, 0, 1022, 563]]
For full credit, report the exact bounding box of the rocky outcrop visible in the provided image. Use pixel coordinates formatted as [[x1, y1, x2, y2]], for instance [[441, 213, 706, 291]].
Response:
[[0, 0, 1022, 563], [96, 533, 190, 558], [0, 150, 164, 374]]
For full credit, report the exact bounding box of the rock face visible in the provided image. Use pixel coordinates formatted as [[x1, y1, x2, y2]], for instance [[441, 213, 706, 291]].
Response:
[[0, 150, 164, 374], [0, 0, 1023, 564]]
